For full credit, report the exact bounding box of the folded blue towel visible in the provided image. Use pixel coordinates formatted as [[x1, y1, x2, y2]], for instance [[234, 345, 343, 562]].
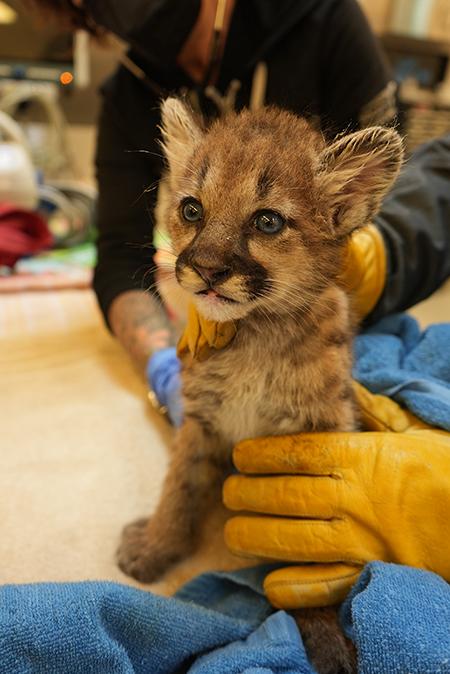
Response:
[[353, 313, 450, 430], [341, 561, 450, 674], [0, 565, 314, 674], [2, 562, 450, 673]]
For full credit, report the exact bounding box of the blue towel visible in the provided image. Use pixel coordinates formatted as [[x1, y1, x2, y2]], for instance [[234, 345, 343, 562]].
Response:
[[353, 313, 450, 430], [0, 565, 315, 674], [341, 561, 450, 674], [190, 611, 312, 674], [2, 562, 450, 673]]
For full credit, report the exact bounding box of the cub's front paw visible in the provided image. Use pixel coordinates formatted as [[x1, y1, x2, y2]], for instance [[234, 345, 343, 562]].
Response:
[[116, 517, 184, 583]]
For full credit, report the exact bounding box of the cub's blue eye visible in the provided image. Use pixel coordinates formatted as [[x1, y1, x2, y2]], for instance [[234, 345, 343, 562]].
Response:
[[181, 199, 203, 223], [254, 210, 285, 234]]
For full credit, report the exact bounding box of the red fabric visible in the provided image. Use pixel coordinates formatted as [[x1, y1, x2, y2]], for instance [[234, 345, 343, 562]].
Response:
[[0, 203, 53, 267]]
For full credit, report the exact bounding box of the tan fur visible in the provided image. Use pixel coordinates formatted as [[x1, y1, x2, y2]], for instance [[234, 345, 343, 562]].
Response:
[[117, 102, 403, 674]]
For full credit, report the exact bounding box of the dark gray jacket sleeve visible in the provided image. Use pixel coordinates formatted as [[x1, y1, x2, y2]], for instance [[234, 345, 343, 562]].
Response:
[[369, 134, 450, 323]]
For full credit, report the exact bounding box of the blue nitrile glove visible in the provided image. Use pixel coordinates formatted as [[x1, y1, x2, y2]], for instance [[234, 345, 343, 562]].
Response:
[[147, 347, 183, 426]]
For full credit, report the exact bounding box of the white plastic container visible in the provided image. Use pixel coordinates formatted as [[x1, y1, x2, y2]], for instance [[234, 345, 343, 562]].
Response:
[[0, 110, 38, 210]]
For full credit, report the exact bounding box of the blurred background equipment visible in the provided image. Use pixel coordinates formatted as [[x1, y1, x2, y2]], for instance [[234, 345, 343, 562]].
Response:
[[0, 109, 37, 209], [0, 0, 449, 287], [0, 81, 72, 177], [359, 0, 450, 151], [0, 1, 98, 287], [0, 0, 74, 85], [0, 0, 119, 175], [0, 0, 94, 177]]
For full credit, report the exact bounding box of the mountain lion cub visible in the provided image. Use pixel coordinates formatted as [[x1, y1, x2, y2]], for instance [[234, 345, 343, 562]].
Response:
[[118, 99, 403, 673]]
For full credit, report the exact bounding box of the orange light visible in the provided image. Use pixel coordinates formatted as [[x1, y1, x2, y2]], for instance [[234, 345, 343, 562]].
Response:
[[60, 71, 73, 86]]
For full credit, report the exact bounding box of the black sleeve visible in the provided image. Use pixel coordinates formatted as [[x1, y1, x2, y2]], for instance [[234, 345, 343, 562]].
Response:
[[368, 134, 450, 323], [320, 0, 393, 132], [92, 68, 164, 327]]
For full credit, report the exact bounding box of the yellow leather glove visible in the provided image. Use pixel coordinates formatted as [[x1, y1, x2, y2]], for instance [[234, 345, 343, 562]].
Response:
[[177, 302, 236, 362], [338, 223, 387, 319], [223, 384, 450, 609]]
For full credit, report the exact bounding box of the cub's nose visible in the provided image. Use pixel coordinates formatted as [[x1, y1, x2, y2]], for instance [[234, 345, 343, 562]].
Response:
[[192, 263, 232, 286]]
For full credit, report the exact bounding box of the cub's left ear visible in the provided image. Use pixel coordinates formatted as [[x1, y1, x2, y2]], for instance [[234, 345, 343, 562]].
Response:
[[318, 127, 404, 237], [160, 97, 203, 188]]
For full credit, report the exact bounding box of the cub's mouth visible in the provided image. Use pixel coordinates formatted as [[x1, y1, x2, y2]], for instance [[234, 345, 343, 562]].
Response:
[[195, 288, 239, 304], [175, 255, 270, 320]]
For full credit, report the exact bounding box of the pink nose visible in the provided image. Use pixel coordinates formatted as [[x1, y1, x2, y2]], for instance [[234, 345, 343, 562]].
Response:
[[192, 264, 232, 286]]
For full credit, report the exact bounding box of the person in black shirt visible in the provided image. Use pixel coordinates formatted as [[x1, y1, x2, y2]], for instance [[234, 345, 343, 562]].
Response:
[[31, 0, 450, 398], [34, 0, 398, 370]]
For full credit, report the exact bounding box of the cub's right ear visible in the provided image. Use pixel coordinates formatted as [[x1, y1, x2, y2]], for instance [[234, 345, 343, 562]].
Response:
[[159, 98, 203, 186]]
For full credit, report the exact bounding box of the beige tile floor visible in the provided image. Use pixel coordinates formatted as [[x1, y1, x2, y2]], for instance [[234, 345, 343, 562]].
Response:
[[0, 279, 449, 592]]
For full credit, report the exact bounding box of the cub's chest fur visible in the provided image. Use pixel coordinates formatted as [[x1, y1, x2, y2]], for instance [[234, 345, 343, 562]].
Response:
[[181, 288, 355, 447], [185, 342, 293, 446]]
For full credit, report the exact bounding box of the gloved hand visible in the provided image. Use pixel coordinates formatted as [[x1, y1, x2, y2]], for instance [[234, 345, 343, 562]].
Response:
[[338, 222, 387, 319], [223, 383, 450, 610], [147, 347, 183, 426]]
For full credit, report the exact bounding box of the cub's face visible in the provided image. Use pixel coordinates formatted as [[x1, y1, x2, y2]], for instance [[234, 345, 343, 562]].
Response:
[[160, 101, 403, 322]]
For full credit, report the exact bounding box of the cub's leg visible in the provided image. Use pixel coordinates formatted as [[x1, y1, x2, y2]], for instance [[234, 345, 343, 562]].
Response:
[[117, 419, 228, 582], [293, 608, 357, 674]]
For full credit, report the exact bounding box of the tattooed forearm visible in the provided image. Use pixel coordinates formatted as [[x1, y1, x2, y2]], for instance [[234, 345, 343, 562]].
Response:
[[109, 290, 176, 373]]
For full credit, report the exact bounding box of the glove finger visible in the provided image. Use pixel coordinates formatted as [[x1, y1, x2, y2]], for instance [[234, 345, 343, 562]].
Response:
[[225, 515, 352, 564], [264, 564, 362, 609], [223, 474, 342, 518], [232, 433, 374, 475]]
